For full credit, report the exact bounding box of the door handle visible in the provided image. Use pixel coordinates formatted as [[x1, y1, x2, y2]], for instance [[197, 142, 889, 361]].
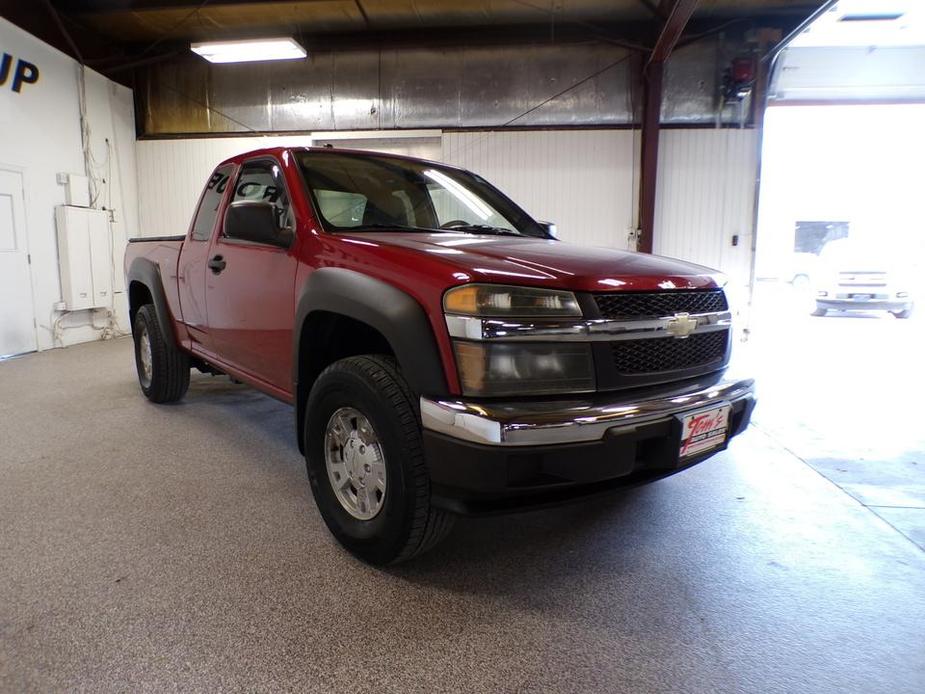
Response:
[[208, 255, 226, 274]]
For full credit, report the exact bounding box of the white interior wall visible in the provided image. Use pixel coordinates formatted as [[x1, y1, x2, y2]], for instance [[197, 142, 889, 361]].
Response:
[[135, 135, 313, 238], [136, 128, 757, 299], [0, 18, 138, 351], [134, 131, 447, 238], [653, 128, 759, 296], [138, 130, 643, 250], [442, 130, 639, 250], [312, 131, 442, 160]]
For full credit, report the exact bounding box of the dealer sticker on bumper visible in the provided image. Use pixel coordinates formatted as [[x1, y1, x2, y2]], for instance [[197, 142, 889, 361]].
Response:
[[679, 404, 731, 459]]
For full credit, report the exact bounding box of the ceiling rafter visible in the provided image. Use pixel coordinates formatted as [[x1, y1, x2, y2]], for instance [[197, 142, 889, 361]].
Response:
[[4, 0, 826, 86], [635, 0, 664, 20], [649, 0, 700, 64]]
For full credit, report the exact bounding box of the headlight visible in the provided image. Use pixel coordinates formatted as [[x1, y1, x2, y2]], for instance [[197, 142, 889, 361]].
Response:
[[444, 284, 581, 318], [444, 284, 590, 397], [454, 341, 595, 397]]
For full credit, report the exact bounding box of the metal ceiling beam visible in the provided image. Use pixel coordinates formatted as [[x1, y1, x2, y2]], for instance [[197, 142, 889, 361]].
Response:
[[510, 0, 651, 52], [39, 0, 85, 63], [649, 0, 699, 64], [51, 0, 309, 11], [353, 0, 370, 27], [0, 0, 115, 66], [637, 0, 699, 254], [635, 0, 664, 20], [88, 23, 655, 62]]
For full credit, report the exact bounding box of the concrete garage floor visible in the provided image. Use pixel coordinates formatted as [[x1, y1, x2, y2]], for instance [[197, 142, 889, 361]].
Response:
[[2, 338, 925, 693], [744, 282, 925, 551]]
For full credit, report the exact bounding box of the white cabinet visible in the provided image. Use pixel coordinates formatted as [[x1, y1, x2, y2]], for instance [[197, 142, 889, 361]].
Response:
[[55, 206, 112, 310], [87, 211, 112, 307]]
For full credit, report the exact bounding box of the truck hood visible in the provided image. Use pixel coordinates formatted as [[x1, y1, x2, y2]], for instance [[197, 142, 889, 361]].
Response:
[[347, 232, 724, 292]]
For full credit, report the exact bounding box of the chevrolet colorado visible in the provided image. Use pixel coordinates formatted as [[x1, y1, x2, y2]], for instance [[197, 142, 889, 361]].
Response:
[[124, 147, 755, 564]]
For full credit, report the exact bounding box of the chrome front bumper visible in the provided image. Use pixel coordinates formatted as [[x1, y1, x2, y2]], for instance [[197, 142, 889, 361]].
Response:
[[816, 298, 911, 311], [421, 374, 755, 447]]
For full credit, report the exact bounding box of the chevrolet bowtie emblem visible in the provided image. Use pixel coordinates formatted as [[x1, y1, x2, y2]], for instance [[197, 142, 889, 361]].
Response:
[[666, 312, 698, 338]]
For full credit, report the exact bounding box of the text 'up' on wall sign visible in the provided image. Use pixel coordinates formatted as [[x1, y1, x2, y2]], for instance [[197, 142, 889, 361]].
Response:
[[1, 54, 40, 93]]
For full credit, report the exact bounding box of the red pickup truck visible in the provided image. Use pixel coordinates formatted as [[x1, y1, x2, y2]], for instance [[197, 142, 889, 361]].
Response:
[[125, 146, 755, 564]]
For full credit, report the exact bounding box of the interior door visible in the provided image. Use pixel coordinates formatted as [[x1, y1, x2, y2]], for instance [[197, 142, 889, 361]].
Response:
[[205, 158, 298, 394], [0, 169, 37, 358]]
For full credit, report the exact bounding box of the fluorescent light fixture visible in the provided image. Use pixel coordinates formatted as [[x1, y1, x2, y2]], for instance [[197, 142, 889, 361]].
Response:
[[839, 13, 904, 21], [191, 37, 306, 64]]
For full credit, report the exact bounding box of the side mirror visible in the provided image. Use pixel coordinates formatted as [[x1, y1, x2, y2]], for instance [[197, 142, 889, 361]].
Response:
[[537, 221, 558, 239], [224, 201, 293, 248]]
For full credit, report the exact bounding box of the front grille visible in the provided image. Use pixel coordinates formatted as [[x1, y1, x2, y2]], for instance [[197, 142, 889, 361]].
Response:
[[838, 272, 886, 287], [611, 330, 728, 374], [594, 290, 728, 319]]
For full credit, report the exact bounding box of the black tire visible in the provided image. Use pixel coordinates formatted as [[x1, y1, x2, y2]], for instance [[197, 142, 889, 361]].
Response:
[[891, 307, 913, 319], [811, 306, 827, 317], [132, 304, 190, 403], [305, 355, 454, 565]]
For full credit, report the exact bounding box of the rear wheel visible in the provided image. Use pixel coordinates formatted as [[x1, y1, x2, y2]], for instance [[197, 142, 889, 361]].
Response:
[[305, 355, 454, 565], [133, 304, 190, 403]]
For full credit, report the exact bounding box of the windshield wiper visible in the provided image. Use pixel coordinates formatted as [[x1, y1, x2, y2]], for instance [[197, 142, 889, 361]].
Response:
[[441, 224, 523, 236], [348, 223, 444, 233]]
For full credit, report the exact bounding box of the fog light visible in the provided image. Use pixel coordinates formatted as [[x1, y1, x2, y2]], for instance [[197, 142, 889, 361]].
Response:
[[453, 341, 595, 397], [817, 290, 828, 298]]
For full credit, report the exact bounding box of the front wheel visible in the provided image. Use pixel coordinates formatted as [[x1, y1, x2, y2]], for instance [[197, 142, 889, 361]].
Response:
[[811, 306, 827, 317], [133, 304, 190, 403], [892, 307, 913, 319], [305, 355, 454, 565]]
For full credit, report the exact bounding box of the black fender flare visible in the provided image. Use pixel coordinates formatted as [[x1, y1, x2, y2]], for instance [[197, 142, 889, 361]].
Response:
[[293, 268, 449, 448], [126, 256, 179, 347]]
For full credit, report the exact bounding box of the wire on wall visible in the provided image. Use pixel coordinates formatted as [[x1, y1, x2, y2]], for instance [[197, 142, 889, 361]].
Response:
[[51, 62, 126, 346]]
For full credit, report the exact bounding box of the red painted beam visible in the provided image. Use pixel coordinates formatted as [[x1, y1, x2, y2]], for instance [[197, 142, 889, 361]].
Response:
[[636, 60, 663, 255], [650, 0, 700, 64], [637, 0, 698, 254]]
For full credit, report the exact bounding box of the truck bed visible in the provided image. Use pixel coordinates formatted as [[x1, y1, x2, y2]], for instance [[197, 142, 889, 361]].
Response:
[[123, 236, 186, 342]]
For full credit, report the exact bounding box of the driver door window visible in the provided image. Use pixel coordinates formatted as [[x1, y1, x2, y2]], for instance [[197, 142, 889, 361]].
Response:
[[231, 161, 294, 236]]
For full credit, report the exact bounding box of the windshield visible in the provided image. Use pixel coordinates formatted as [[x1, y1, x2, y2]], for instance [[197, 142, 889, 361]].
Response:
[[296, 150, 545, 237], [819, 238, 894, 272]]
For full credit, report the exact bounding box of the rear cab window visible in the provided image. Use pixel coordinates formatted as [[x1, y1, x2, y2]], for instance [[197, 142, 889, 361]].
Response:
[[191, 165, 233, 241]]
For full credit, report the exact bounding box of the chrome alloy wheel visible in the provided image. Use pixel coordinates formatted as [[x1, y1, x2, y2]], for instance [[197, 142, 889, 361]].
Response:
[[324, 407, 387, 520], [138, 325, 153, 388]]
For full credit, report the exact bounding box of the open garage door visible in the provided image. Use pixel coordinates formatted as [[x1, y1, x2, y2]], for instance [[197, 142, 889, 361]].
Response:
[[749, 0, 925, 549]]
